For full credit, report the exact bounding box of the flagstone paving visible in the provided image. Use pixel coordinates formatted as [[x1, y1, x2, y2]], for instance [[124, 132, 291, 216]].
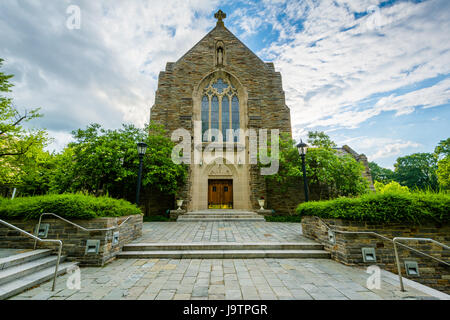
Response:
[[133, 221, 312, 243], [6, 222, 445, 300], [9, 258, 437, 300]]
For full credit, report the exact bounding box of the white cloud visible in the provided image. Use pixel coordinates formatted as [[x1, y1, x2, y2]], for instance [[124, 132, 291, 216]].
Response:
[[1, 0, 448, 157], [375, 78, 450, 115], [0, 0, 219, 150], [339, 136, 421, 164], [261, 0, 450, 130]]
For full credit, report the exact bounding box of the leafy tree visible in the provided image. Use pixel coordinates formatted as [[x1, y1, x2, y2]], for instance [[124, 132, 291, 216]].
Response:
[[368, 161, 395, 184], [436, 156, 450, 190], [10, 143, 56, 196], [433, 137, 450, 190], [393, 153, 439, 190], [307, 131, 337, 149], [434, 138, 450, 160], [374, 181, 410, 194], [263, 132, 369, 199], [0, 58, 46, 159], [49, 122, 187, 199]]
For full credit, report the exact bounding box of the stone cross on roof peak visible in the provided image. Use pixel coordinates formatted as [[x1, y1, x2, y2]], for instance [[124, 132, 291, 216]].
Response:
[[214, 10, 226, 26]]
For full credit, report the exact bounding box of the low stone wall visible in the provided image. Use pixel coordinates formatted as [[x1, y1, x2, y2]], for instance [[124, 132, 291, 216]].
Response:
[[169, 209, 185, 220], [0, 215, 143, 266], [302, 216, 450, 294]]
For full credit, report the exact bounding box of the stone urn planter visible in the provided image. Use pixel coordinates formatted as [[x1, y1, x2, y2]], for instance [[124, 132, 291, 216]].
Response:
[[176, 200, 184, 211], [258, 198, 265, 210]]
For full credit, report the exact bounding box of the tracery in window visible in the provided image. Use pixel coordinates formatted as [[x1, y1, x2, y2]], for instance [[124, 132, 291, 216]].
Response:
[[201, 77, 240, 142]]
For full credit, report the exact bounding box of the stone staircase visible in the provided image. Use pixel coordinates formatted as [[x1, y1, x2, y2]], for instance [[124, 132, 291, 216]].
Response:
[[117, 242, 330, 259], [177, 210, 266, 222], [0, 249, 78, 300]]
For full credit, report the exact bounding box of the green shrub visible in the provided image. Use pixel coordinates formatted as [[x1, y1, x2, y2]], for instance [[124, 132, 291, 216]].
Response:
[[0, 194, 142, 220], [296, 191, 450, 224], [143, 215, 171, 222]]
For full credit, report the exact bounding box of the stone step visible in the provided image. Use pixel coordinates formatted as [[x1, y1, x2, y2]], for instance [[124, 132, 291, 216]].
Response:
[[184, 213, 259, 216], [178, 215, 263, 219], [0, 261, 78, 300], [188, 210, 258, 214], [0, 249, 53, 270], [0, 255, 66, 286], [123, 242, 324, 251], [177, 217, 266, 222], [117, 249, 331, 259]]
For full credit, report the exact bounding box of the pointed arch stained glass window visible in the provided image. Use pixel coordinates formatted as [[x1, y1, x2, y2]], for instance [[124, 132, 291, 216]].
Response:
[[222, 95, 230, 141], [211, 96, 219, 141], [201, 96, 209, 141], [201, 77, 240, 142], [232, 96, 240, 142]]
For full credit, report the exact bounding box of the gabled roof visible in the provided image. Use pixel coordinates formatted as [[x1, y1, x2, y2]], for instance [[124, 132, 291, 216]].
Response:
[[175, 21, 269, 70]]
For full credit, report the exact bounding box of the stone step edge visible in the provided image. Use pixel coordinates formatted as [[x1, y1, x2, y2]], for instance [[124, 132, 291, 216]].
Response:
[[183, 212, 258, 216], [0, 249, 53, 271], [117, 250, 331, 259], [0, 261, 78, 300], [179, 215, 263, 218], [177, 218, 266, 221], [123, 242, 323, 251], [0, 255, 67, 286], [187, 211, 259, 214]]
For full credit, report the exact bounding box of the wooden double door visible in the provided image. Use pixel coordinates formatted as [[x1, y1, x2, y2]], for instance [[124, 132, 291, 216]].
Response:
[[208, 179, 233, 209]]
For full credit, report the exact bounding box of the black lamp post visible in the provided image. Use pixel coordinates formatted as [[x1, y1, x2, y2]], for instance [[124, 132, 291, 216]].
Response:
[[135, 142, 148, 206], [296, 140, 309, 202]]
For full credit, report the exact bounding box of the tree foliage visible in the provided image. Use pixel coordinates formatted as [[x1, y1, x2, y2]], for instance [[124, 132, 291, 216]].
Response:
[[0, 58, 46, 159], [436, 157, 450, 190], [434, 138, 450, 160], [49, 122, 187, 199], [307, 131, 337, 149], [0, 59, 49, 192], [263, 132, 369, 199], [374, 180, 410, 194], [368, 161, 395, 183], [393, 152, 439, 191]]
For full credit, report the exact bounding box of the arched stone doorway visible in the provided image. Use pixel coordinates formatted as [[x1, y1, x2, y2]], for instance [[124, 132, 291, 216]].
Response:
[[188, 70, 251, 211]]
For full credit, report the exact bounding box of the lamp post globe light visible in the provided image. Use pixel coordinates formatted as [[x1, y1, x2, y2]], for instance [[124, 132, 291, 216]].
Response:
[[296, 140, 309, 202], [136, 142, 148, 206]]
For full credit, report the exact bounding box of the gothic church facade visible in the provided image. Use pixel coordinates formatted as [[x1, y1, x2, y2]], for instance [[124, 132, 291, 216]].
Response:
[[150, 10, 293, 212]]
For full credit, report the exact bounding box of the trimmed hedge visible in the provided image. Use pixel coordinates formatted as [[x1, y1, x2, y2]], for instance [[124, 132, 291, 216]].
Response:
[[296, 192, 450, 224], [143, 215, 171, 222], [0, 194, 142, 220]]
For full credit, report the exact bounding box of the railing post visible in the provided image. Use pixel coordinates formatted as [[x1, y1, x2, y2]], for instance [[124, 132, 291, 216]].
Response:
[[34, 214, 43, 250], [393, 240, 405, 292], [52, 241, 62, 291]]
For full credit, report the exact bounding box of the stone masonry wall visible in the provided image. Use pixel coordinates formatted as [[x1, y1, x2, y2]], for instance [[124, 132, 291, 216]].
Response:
[[150, 21, 292, 212], [0, 215, 143, 266], [302, 216, 450, 293]]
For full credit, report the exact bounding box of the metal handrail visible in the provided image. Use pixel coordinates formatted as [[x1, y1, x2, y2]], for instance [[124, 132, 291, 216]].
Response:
[[0, 219, 62, 291], [313, 216, 450, 291], [393, 237, 450, 291], [33, 212, 132, 249]]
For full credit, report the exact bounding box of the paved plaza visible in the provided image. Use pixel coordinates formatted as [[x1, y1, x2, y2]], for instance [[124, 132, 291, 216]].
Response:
[[7, 222, 447, 300], [134, 221, 312, 243]]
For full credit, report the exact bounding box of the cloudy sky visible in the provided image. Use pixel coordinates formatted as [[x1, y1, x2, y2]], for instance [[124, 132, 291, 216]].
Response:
[[0, 0, 449, 168]]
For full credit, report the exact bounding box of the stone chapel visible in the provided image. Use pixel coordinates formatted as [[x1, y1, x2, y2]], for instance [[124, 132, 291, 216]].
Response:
[[149, 10, 372, 215]]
